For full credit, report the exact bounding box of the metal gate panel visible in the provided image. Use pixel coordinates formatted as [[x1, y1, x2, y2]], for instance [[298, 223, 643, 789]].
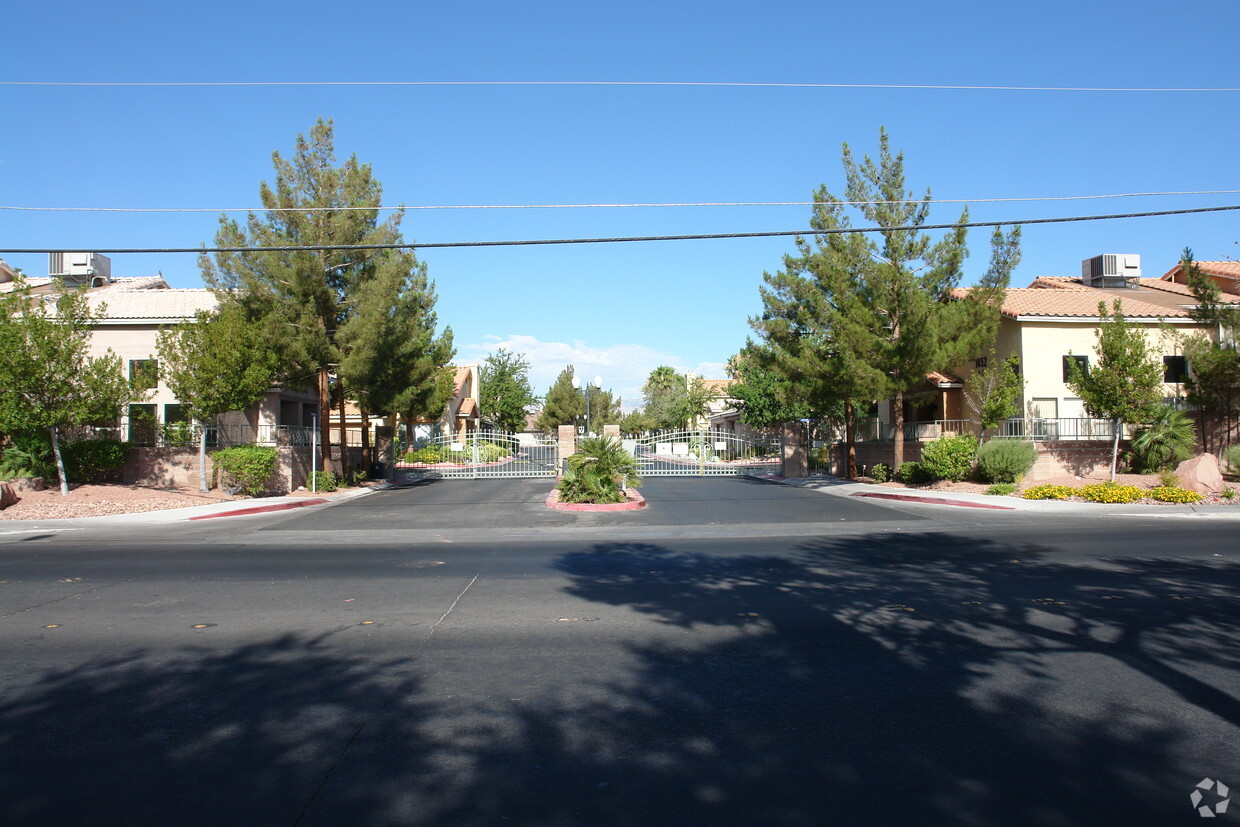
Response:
[[628, 430, 782, 477], [394, 431, 559, 480]]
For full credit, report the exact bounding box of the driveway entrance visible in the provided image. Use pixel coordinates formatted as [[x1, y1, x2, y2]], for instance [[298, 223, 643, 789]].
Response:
[[394, 431, 558, 480], [627, 429, 782, 477]]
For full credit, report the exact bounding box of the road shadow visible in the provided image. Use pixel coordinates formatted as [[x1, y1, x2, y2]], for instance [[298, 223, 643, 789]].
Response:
[[3, 534, 1236, 824]]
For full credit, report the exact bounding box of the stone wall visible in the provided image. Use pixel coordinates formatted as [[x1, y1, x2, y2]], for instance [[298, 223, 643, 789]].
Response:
[[123, 445, 315, 493]]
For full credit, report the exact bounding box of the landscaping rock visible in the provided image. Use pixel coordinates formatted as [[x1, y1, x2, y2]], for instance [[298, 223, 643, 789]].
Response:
[[0, 483, 18, 510], [9, 476, 46, 492], [1176, 454, 1224, 495]]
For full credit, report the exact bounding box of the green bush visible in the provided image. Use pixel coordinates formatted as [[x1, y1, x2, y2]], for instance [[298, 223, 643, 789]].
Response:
[[870, 462, 891, 483], [211, 445, 278, 496], [1022, 484, 1075, 500], [1149, 486, 1202, 503], [976, 439, 1037, 484], [920, 434, 978, 482], [61, 438, 131, 483], [985, 482, 1017, 496], [159, 421, 197, 447], [896, 461, 932, 485], [403, 445, 444, 464], [1130, 407, 1196, 471], [557, 436, 642, 504], [0, 433, 56, 481], [1224, 445, 1240, 476], [308, 470, 337, 492], [1079, 482, 1142, 503]]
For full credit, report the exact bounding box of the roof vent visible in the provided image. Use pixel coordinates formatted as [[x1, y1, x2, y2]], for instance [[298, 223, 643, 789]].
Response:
[[1082, 254, 1141, 288]]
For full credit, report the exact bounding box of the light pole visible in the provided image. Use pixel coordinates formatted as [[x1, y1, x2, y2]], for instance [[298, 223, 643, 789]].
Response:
[[572, 374, 603, 435]]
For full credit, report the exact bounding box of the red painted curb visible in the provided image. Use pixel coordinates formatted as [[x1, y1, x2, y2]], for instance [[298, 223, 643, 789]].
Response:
[[545, 489, 647, 511], [188, 498, 330, 520], [851, 492, 1014, 510]]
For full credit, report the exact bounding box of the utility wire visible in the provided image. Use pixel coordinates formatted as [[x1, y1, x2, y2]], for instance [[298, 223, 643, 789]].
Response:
[[3, 80, 1239, 92], [3, 189, 1239, 214], [4, 204, 1238, 256]]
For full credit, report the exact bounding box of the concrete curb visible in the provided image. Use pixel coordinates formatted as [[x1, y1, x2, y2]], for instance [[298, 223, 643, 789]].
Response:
[[545, 488, 647, 512], [0, 482, 383, 531], [779, 474, 1240, 517]]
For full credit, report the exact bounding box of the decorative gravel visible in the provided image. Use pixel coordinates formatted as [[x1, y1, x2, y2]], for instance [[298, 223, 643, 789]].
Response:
[[0, 484, 244, 521]]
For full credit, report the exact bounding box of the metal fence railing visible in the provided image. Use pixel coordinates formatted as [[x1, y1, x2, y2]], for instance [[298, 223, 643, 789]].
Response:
[[814, 417, 1128, 445]]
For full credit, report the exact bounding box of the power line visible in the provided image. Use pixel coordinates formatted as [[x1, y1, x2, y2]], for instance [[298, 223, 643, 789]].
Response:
[[4, 204, 1238, 256], [3, 190, 1238, 214], [3, 79, 1238, 92]]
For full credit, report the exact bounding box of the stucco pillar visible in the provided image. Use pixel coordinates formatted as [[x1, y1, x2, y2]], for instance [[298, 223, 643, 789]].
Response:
[[602, 424, 620, 440], [557, 425, 578, 477], [782, 422, 807, 478]]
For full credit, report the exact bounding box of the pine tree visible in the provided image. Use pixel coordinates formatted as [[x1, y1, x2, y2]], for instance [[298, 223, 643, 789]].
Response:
[[536, 366, 585, 432], [201, 119, 449, 471], [337, 249, 455, 465], [157, 304, 283, 492], [1180, 248, 1240, 451], [1066, 299, 1165, 480], [752, 129, 1019, 472], [478, 350, 538, 433]]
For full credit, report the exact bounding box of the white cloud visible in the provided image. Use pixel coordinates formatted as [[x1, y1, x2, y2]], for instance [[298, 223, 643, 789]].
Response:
[[462, 334, 728, 412]]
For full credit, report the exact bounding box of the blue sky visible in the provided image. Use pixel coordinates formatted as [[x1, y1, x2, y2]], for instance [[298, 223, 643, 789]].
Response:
[[3, 0, 1238, 409]]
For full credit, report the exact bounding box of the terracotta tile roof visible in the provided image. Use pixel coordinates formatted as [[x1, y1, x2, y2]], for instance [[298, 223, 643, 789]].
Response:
[[999, 288, 1191, 319], [1163, 260, 1240, 281], [701, 378, 733, 394], [456, 398, 478, 418]]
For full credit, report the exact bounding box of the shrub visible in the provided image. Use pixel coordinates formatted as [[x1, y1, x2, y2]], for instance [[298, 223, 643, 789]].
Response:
[[403, 446, 444, 464], [1079, 482, 1142, 503], [211, 445, 277, 496], [0, 433, 56, 480], [976, 439, 1037, 484], [1130, 407, 1196, 472], [308, 470, 337, 492], [1157, 468, 1181, 488], [1023, 484, 1075, 500], [61, 438, 130, 483], [985, 482, 1017, 496], [1149, 486, 1202, 503], [1221, 486, 1236, 500], [896, 461, 932, 485], [920, 434, 978, 482], [870, 462, 891, 483], [1224, 445, 1240, 476], [557, 436, 642, 504]]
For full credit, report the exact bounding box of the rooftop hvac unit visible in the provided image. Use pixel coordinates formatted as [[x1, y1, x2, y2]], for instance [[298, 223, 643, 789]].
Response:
[[1081, 254, 1141, 288], [48, 252, 111, 284]]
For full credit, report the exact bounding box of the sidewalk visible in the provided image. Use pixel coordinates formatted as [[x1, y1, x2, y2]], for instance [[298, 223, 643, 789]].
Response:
[[0, 484, 381, 533], [779, 474, 1240, 518]]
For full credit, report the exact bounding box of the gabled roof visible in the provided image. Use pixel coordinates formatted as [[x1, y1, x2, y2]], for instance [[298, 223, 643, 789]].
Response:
[[954, 275, 1223, 320], [1163, 260, 1240, 282]]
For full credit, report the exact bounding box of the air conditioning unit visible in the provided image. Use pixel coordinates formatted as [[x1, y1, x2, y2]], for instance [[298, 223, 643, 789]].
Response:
[[1081, 254, 1140, 288], [48, 252, 111, 285]]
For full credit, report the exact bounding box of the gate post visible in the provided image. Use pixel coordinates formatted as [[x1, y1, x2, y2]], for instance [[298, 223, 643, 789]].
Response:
[[781, 422, 807, 478], [603, 424, 620, 440], [557, 425, 577, 477]]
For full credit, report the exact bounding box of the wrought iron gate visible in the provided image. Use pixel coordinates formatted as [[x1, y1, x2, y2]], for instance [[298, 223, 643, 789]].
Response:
[[626, 430, 782, 477], [393, 431, 559, 480]]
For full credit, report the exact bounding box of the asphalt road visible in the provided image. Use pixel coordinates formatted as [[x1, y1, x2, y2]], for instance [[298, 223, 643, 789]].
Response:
[[0, 479, 1236, 825]]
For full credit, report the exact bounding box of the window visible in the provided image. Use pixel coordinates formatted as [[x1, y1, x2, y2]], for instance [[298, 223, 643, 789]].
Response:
[[1062, 355, 1088, 383], [1163, 355, 1189, 384], [164, 404, 188, 424], [129, 359, 159, 390]]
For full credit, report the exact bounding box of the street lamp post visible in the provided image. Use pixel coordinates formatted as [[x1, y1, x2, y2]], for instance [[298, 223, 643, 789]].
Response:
[[572, 374, 603, 435]]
